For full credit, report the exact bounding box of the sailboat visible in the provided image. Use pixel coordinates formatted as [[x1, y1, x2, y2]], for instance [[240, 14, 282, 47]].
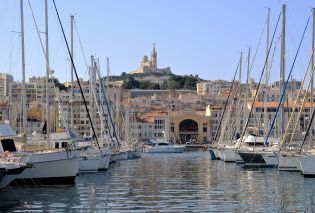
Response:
[[237, 6, 284, 168], [6, 0, 81, 185], [209, 52, 242, 161]]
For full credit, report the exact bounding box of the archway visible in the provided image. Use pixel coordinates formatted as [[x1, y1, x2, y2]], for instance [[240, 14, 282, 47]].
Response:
[[179, 119, 198, 143]]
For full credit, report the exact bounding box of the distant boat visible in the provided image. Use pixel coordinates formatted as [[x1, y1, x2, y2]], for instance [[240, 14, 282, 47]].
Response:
[[145, 141, 185, 153]]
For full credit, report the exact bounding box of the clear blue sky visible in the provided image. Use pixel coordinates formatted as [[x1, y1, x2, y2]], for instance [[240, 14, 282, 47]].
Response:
[[0, 0, 315, 83]]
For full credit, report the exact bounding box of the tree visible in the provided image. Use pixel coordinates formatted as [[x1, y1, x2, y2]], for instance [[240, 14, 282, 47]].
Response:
[[122, 76, 140, 89], [166, 80, 180, 90], [53, 78, 67, 91]]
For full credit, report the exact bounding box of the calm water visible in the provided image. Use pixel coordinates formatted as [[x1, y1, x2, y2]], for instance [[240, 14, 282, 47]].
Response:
[[1, 152, 315, 212]]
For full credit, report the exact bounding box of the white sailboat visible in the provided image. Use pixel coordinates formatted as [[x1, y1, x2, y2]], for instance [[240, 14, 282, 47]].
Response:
[[9, 0, 81, 185]]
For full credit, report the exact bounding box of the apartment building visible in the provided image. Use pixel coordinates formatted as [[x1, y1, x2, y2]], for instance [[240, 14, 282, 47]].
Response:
[[0, 73, 13, 97]]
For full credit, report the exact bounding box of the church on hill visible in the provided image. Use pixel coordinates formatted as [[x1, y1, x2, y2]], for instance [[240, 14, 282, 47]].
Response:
[[129, 44, 172, 75]]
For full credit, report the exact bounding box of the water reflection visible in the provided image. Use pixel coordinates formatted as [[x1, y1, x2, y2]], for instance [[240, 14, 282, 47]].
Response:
[[0, 152, 315, 212]]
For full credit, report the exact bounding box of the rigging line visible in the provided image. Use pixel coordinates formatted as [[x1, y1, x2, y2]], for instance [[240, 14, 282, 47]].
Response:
[[73, 19, 114, 143], [290, 58, 315, 148], [237, 11, 282, 149], [96, 76, 114, 141], [52, 0, 101, 150], [281, 45, 315, 148], [89, 64, 113, 146], [73, 19, 89, 73], [213, 60, 240, 143], [96, 66, 121, 147], [250, 35, 281, 131], [248, 19, 267, 79], [265, 15, 311, 147], [298, 71, 315, 152], [27, 0, 75, 148], [216, 23, 266, 145]]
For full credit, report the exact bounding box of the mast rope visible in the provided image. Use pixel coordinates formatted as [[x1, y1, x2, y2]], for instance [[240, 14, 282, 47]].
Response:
[[237, 11, 282, 148], [52, 0, 101, 150], [264, 15, 311, 146], [27, 0, 76, 148]]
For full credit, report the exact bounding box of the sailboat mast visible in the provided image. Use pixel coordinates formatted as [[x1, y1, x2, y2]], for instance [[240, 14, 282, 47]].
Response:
[[70, 15, 74, 129], [89, 55, 94, 137], [98, 59, 104, 142], [279, 4, 286, 136], [238, 51, 242, 135], [264, 8, 270, 135], [311, 8, 315, 138], [20, 0, 27, 137], [45, 0, 50, 148], [245, 47, 250, 126], [107, 57, 110, 93]]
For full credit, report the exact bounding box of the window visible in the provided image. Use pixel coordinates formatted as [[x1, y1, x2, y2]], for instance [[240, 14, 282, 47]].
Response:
[[55, 143, 59, 149], [203, 127, 207, 132], [61, 142, 68, 148]]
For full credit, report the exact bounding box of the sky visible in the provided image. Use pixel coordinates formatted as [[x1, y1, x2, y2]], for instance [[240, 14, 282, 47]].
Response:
[[0, 0, 315, 83]]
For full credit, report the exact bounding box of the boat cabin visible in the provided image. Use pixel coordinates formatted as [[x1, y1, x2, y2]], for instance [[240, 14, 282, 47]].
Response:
[[0, 124, 18, 153]]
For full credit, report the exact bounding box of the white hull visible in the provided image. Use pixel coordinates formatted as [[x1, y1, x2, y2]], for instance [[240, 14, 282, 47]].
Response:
[[219, 147, 242, 162], [127, 150, 133, 159], [129, 148, 142, 158], [262, 152, 278, 167], [278, 153, 301, 171], [110, 153, 118, 163], [118, 151, 128, 160], [146, 146, 185, 153], [211, 148, 220, 159], [79, 150, 101, 173], [14, 150, 80, 184], [98, 148, 111, 170], [299, 155, 315, 176]]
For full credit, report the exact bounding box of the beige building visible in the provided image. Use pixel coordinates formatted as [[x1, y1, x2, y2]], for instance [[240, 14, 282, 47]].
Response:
[[10, 82, 37, 103], [197, 80, 234, 95], [29, 76, 55, 102], [0, 73, 13, 97], [130, 109, 211, 144], [170, 110, 210, 143]]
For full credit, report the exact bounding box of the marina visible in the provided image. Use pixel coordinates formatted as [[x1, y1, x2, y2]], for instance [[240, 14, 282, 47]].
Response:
[[1, 152, 315, 212], [2, 0, 315, 211]]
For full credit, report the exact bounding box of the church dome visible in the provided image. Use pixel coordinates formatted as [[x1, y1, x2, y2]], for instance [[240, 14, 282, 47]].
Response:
[[143, 55, 148, 62]]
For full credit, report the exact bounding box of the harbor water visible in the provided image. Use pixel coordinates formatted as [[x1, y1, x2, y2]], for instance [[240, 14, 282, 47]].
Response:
[[1, 152, 315, 212]]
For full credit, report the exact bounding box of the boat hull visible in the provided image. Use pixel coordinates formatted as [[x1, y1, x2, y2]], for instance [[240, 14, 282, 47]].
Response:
[[79, 154, 100, 173], [278, 153, 301, 171], [98, 148, 111, 170], [12, 150, 80, 185], [110, 153, 118, 163], [262, 152, 278, 168], [0, 166, 26, 188], [299, 155, 315, 177], [238, 151, 267, 168], [119, 151, 129, 160], [219, 147, 243, 162], [132, 148, 142, 158], [209, 148, 217, 160], [145, 146, 185, 153]]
